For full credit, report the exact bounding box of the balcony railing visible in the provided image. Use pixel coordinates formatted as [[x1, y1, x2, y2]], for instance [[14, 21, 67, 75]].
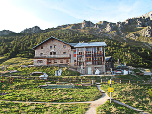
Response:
[[34, 54, 70, 58]]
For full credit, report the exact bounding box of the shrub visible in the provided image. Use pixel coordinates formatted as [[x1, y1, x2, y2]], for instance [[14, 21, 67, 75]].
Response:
[[148, 88, 152, 98]]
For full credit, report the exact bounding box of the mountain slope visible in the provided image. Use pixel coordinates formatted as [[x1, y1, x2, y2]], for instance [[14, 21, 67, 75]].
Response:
[[0, 11, 152, 68]]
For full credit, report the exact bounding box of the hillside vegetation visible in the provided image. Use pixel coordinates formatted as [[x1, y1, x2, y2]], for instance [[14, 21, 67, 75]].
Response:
[[0, 28, 152, 68]]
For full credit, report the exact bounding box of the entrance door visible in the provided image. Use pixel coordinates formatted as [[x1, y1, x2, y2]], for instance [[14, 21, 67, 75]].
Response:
[[88, 67, 91, 74]]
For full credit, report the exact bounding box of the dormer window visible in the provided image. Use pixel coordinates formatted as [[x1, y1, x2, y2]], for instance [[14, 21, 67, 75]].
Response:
[[41, 46, 43, 49]]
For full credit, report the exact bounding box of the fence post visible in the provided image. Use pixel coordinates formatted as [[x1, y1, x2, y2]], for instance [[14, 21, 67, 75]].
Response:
[[101, 79, 102, 83], [129, 80, 130, 84], [120, 80, 121, 84], [92, 80, 94, 85]]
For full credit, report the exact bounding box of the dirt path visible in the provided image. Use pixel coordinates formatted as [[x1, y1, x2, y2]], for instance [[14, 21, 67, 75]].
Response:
[[0, 99, 92, 104], [85, 85, 110, 114]]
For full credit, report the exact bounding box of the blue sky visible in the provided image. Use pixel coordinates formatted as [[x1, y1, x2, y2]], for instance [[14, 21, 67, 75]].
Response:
[[0, 0, 151, 33]]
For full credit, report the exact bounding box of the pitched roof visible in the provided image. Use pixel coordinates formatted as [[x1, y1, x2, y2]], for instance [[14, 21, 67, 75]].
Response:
[[105, 56, 114, 62], [32, 36, 74, 50], [74, 42, 107, 48], [68, 43, 78, 47]]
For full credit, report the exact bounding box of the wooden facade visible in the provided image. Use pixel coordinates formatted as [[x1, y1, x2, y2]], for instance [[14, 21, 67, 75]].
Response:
[[74, 42, 107, 74]]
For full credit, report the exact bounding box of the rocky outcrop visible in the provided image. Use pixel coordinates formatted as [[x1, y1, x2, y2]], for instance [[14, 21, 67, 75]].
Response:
[[126, 33, 139, 40], [0, 30, 14, 36], [138, 26, 152, 37], [2, 11, 151, 39], [70, 23, 82, 29], [105, 23, 116, 32], [142, 11, 152, 20], [81, 20, 95, 29], [20, 26, 41, 33]]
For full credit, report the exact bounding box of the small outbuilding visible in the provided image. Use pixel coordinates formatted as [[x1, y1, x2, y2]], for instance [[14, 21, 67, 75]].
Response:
[[105, 56, 114, 69]]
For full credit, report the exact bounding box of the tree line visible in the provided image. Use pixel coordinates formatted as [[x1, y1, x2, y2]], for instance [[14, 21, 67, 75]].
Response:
[[0, 29, 152, 68]]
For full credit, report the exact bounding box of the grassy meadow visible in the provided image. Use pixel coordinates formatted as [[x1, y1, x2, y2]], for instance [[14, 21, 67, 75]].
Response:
[[99, 83, 152, 113], [0, 101, 89, 114]]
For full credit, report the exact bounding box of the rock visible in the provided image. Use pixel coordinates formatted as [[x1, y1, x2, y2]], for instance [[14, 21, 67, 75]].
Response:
[[20, 26, 41, 33], [138, 26, 152, 37], [94, 24, 99, 28], [105, 23, 115, 32], [81, 20, 95, 29], [71, 24, 82, 29], [0, 30, 14, 36]]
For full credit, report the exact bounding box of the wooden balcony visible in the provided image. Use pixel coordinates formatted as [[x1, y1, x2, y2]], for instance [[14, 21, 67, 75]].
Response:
[[34, 54, 70, 58]]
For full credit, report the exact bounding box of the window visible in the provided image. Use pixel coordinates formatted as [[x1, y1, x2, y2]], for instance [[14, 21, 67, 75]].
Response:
[[89, 48, 91, 51], [66, 60, 69, 63], [100, 47, 102, 51], [97, 47, 99, 51], [86, 48, 88, 51], [48, 60, 51, 63], [63, 52, 66, 54], [53, 52, 56, 55], [79, 52, 82, 55], [60, 60, 63, 63], [41, 46, 43, 49], [54, 60, 57, 63], [50, 52, 52, 55], [50, 46, 52, 49], [54, 45, 56, 48], [37, 60, 43, 63], [94, 47, 96, 53], [97, 47, 102, 51], [63, 45, 66, 48], [86, 57, 91, 61], [74, 60, 76, 65], [40, 53, 43, 56]]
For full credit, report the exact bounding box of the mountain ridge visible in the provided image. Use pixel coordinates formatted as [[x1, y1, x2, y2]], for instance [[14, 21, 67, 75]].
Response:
[[1, 11, 152, 35]]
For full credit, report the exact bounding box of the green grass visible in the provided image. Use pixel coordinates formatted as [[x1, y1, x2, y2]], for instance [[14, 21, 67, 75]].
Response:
[[0, 56, 8, 65], [97, 101, 140, 114], [0, 77, 102, 102], [2, 65, 80, 76], [0, 57, 33, 66], [100, 83, 152, 113], [0, 101, 89, 114]]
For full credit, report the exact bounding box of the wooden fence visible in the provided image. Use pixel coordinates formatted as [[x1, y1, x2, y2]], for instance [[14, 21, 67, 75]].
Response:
[[1, 74, 151, 84]]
